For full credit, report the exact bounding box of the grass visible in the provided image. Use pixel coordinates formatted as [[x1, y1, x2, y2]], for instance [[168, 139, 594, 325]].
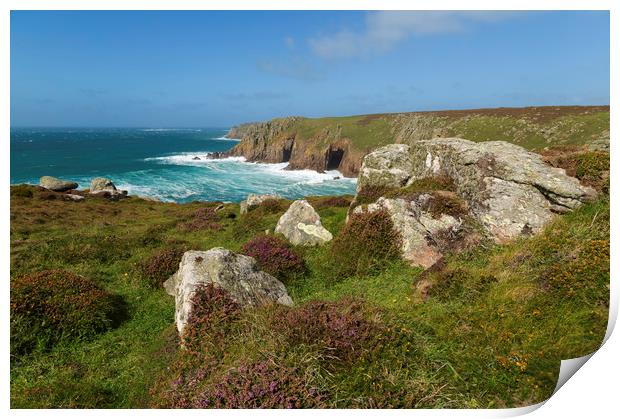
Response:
[[10, 183, 609, 408], [232, 107, 609, 165]]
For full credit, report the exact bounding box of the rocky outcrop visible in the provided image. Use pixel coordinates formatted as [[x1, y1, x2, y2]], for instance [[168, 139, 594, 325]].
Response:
[[358, 138, 596, 243], [89, 177, 127, 199], [240, 193, 280, 214], [356, 144, 413, 192], [353, 192, 477, 268], [224, 107, 608, 178], [275, 200, 333, 246], [39, 176, 78, 192], [90, 177, 117, 193], [225, 118, 361, 177], [163, 248, 293, 335]]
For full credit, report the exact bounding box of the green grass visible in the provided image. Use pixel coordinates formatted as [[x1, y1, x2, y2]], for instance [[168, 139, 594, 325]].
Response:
[[10, 185, 609, 408]]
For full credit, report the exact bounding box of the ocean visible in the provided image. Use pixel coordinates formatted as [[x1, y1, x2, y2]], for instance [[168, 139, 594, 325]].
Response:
[[10, 128, 357, 203]]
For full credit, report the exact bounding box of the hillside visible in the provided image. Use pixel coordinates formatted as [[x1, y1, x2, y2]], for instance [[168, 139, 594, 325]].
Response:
[[10, 137, 609, 407], [225, 106, 610, 176]]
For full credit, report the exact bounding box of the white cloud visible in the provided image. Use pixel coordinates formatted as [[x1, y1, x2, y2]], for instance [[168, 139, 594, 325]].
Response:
[[309, 11, 518, 60]]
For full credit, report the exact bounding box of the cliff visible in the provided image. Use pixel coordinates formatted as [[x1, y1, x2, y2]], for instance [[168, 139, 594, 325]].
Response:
[[226, 105, 609, 177]]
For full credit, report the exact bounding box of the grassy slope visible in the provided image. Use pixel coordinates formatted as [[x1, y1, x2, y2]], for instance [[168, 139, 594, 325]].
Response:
[[233, 106, 609, 155], [10, 187, 609, 408]]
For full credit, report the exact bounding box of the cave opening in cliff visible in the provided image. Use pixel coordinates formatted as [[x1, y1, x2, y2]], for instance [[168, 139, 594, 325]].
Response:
[[282, 138, 294, 162], [282, 146, 292, 162], [326, 148, 344, 170]]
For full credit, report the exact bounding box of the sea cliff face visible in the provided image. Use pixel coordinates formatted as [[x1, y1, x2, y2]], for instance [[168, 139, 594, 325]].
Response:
[[225, 106, 610, 177], [225, 116, 364, 177]]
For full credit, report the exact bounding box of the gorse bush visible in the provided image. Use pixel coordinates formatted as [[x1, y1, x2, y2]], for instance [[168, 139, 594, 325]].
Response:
[[140, 246, 188, 288], [541, 238, 609, 305], [241, 235, 305, 279], [11, 270, 125, 356], [330, 209, 402, 279]]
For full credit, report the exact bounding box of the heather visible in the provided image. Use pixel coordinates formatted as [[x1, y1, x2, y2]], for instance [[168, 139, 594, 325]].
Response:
[[10, 270, 126, 356], [241, 235, 305, 279]]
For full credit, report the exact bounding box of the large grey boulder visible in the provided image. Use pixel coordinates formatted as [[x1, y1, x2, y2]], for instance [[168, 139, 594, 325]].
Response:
[[240, 193, 280, 214], [405, 138, 596, 242], [39, 176, 78, 192], [358, 139, 596, 243], [357, 144, 413, 192], [163, 248, 293, 335], [275, 200, 333, 246], [353, 192, 473, 268]]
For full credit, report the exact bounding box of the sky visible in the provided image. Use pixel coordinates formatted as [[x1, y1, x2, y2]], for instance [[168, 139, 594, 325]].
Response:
[[10, 10, 610, 127]]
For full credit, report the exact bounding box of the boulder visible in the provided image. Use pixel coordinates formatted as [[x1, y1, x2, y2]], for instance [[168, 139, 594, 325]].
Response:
[[356, 144, 413, 192], [353, 192, 475, 268], [89, 177, 127, 199], [275, 200, 333, 246], [240, 193, 280, 214], [90, 177, 118, 193], [164, 248, 293, 335], [358, 139, 596, 243], [39, 176, 78, 192], [64, 193, 85, 202], [405, 138, 596, 242]]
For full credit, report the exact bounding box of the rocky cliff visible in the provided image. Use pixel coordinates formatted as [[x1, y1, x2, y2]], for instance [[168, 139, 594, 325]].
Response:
[[225, 106, 609, 177]]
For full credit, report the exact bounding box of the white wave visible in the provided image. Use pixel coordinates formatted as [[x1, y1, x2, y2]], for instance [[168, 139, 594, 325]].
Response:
[[211, 135, 241, 141], [140, 128, 202, 132], [145, 153, 246, 165]]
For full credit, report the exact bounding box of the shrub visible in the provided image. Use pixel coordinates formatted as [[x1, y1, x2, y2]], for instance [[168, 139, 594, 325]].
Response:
[[182, 284, 241, 352], [190, 359, 327, 408], [330, 209, 402, 279], [356, 177, 455, 206], [270, 299, 379, 365], [541, 239, 609, 305], [355, 185, 392, 205], [10, 184, 35, 198], [140, 246, 188, 288], [154, 357, 326, 409], [10, 270, 125, 356], [240, 235, 305, 279], [541, 148, 609, 193], [256, 198, 288, 214], [309, 195, 353, 209], [179, 207, 222, 231]]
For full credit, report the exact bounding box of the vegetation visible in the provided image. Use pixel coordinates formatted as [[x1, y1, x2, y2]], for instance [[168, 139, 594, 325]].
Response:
[[11, 270, 126, 357], [232, 106, 609, 158], [241, 235, 305, 280], [10, 170, 609, 408]]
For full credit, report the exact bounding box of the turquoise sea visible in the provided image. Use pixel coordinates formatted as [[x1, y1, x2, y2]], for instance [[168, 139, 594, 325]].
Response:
[[10, 128, 357, 203]]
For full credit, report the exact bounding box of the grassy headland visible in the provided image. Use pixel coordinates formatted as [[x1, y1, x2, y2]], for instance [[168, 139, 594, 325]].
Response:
[[226, 106, 609, 176]]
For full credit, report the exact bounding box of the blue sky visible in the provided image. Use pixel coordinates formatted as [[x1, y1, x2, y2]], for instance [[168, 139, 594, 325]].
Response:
[[10, 10, 610, 127]]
